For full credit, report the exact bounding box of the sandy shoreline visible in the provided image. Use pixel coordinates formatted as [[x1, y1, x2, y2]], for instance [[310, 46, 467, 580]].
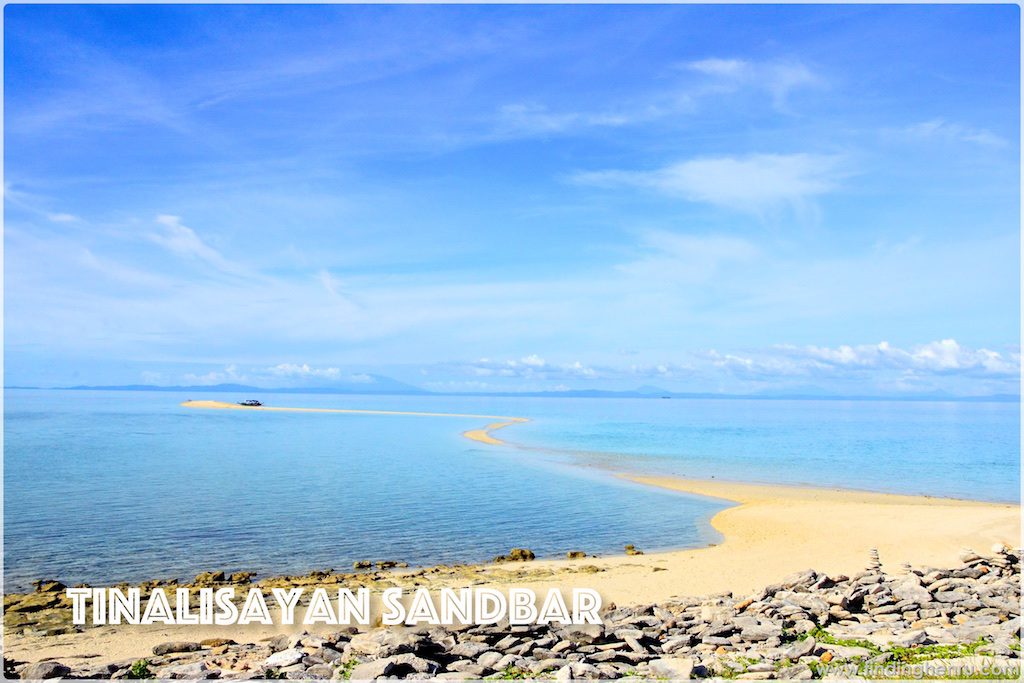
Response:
[[6, 401, 1020, 665], [6, 476, 1018, 665]]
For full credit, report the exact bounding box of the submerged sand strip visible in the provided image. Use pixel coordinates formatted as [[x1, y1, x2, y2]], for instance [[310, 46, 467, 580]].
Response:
[[182, 400, 527, 445], [462, 421, 523, 445]]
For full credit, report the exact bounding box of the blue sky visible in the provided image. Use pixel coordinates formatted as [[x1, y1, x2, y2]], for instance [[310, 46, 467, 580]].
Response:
[[4, 4, 1020, 396]]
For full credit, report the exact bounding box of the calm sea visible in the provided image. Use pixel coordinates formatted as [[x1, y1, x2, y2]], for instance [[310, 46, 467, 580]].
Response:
[[3, 389, 1018, 590]]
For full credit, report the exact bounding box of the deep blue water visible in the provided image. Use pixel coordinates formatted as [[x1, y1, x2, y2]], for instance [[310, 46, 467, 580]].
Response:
[[3, 390, 1018, 590]]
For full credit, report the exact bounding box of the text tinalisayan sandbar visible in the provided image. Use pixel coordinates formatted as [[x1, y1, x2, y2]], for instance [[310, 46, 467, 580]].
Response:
[[67, 587, 603, 626]]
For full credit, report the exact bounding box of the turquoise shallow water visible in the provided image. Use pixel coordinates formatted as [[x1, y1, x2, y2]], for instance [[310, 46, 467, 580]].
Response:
[[3, 389, 1018, 590]]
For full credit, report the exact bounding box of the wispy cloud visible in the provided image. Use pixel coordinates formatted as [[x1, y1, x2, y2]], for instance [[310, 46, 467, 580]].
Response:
[[900, 119, 1007, 148], [445, 355, 599, 380], [573, 153, 844, 216], [150, 215, 247, 276], [496, 103, 634, 135], [617, 231, 759, 283], [4, 182, 82, 224], [682, 57, 822, 111]]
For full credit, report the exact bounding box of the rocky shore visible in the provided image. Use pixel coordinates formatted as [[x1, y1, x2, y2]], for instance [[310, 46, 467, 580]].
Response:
[[4, 546, 1020, 680]]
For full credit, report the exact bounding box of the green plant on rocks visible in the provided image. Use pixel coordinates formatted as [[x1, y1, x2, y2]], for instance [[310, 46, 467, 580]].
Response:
[[335, 658, 359, 680], [488, 665, 534, 679], [887, 637, 989, 664], [126, 659, 155, 679], [801, 626, 882, 656]]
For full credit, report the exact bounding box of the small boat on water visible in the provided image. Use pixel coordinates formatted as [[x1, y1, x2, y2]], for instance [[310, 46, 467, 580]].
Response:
[[238, 399, 263, 407]]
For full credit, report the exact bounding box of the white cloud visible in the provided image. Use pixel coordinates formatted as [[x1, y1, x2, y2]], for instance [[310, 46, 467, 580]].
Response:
[[454, 355, 599, 380], [574, 153, 843, 215], [268, 363, 343, 380], [686, 58, 748, 78], [151, 215, 243, 274], [717, 339, 1022, 383], [496, 103, 633, 135], [902, 119, 1006, 148], [683, 57, 822, 110], [47, 212, 80, 223], [617, 231, 759, 283], [183, 364, 246, 385], [434, 339, 1018, 395], [793, 339, 1020, 376]]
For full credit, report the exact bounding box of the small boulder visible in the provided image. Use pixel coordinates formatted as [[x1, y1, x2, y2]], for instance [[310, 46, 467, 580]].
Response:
[[891, 630, 929, 648], [567, 551, 587, 559], [20, 661, 71, 680], [494, 548, 535, 563], [264, 648, 305, 669], [152, 642, 201, 656], [352, 560, 373, 570], [625, 544, 644, 556], [199, 638, 235, 648], [192, 571, 225, 586], [32, 580, 67, 594], [561, 623, 604, 644], [782, 636, 816, 660], [648, 657, 694, 679], [350, 653, 438, 679], [162, 661, 215, 679], [508, 548, 535, 561]]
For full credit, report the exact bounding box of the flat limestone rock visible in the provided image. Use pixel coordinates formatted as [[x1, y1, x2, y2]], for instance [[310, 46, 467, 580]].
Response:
[[152, 641, 201, 656], [648, 657, 695, 679], [19, 661, 71, 680]]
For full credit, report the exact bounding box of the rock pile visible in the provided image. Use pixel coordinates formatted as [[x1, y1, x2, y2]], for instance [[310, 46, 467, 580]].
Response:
[[5, 547, 1021, 679]]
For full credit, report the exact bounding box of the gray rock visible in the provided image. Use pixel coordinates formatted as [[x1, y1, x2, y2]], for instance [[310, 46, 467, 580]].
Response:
[[493, 635, 520, 650], [304, 664, 335, 678], [448, 661, 489, 676], [269, 635, 291, 652], [648, 657, 695, 679], [477, 651, 503, 668], [934, 590, 970, 603], [162, 662, 216, 679], [435, 673, 477, 681], [890, 629, 929, 648], [20, 661, 72, 680], [822, 644, 873, 660], [740, 624, 782, 641], [532, 658, 569, 674], [265, 648, 306, 669], [782, 636, 815, 660], [569, 661, 601, 678], [152, 641, 201, 656], [561, 623, 604, 644], [449, 641, 491, 658], [777, 663, 813, 680], [661, 635, 694, 654], [348, 658, 393, 680], [348, 653, 439, 679]]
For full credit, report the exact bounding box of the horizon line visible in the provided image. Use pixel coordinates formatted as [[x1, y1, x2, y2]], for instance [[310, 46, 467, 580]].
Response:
[[4, 383, 1019, 404]]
